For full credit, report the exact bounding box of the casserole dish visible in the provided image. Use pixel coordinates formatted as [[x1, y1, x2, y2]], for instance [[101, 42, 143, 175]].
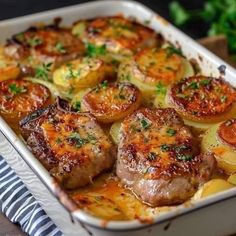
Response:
[[1, 1, 236, 235]]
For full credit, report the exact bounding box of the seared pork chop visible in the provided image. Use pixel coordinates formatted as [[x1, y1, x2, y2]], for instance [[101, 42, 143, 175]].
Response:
[[20, 98, 115, 189], [117, 108, 215, 206]]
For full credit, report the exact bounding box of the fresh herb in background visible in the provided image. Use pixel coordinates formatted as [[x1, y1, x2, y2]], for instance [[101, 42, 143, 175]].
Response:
[[169, 0, 236, 56]]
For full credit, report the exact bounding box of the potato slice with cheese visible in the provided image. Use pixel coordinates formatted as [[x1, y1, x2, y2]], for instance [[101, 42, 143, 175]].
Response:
[[228, 174, 236, 185], [192, 179, 234, 200], [202, 119, 236, 174], [110, 121, 122, 144], [0, 47, 20, 81], [81, 82, 141, 123], [53, 57, 114, 93], [155, 76, 236, 130], [118, 47, 193, 100], [72, 194, 127, 220]]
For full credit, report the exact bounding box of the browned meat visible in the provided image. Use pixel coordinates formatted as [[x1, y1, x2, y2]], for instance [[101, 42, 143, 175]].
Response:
[[20, 98, 115, 190], [5, 25, 85, 71], [116, 108, 215, 206]]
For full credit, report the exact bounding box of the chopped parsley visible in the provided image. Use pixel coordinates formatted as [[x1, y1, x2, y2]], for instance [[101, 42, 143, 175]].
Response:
[[8, 84, 27, 95], [220, 95, 227, 103], [140, 118, 151, 130], [147, 152, 157, 161], [55, 42, 66, 53], [188, 81, 199, 89], [160, 143, 193, 161], [55, 137, 62, 144], [160, 144, 171, 152], [167, 128, 176, 136], [35, 62, 53, 81], [86, 43, 106, 57], [74, 101, 81, 111], [27, 37, 42, 47], [177, 154, 192, 161], [156, 82, 167, 95], [67, 132, 97, 148], [68, 132, 87, 148], [66, 63, 77, 79], [166, 46, 183, 57], [101, 80, 108, 89], [200, 79, 211, 86]]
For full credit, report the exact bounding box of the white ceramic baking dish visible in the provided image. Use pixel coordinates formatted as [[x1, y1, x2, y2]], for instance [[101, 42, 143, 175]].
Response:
[[1, 1, 236, 235]]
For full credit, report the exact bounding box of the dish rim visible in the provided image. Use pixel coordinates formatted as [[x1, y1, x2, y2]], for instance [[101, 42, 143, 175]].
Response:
[[0, 0, 236, 231]]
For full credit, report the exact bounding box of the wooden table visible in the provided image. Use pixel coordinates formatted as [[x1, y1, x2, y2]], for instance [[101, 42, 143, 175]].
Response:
[[0, 35, 235, 236], [0, 213, 25, 235]]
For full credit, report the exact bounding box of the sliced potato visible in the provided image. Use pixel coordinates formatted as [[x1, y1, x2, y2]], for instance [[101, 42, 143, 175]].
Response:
[[81, 82, 141, 123], [110, 121, 121, 144], [53, 57, 114, 93], [167, 76, 236, 123], [0, 47, 20, 81], [202, 122, 236, 174], [118, 48, 194, 101], [192, 179, 234, 200], [73, 194, 127, 220], [228, 174, 236, 185], [71, 88, 90, 111]]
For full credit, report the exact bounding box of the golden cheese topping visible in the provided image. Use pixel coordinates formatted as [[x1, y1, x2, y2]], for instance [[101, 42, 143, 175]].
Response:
[[81, 82, 141, 123], [72, 16, 161, 55], [53, 57, 114, 93], [218, 119, 236, 148], [118, 108, 200, 179], [134, 48, 184, 86], [168, 76, 236, 122], [0, 79, 51, 118]]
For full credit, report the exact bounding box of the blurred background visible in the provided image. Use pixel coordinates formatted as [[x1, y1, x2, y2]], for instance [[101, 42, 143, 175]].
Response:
[[0, 0, 235, 61], [0, 0, 205, 38]]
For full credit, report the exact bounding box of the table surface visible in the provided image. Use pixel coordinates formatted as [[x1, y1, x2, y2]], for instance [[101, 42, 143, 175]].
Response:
[[0, 0, 220, 235], [0, 213, 25, 236]]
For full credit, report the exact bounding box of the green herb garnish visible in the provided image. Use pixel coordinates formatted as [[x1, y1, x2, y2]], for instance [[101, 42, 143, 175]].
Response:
[[156, 82, 167, 95], [86, 43, 106, 57], [188, 81, 199, 89], [66, 63, 77, 79], [27, 37, 42, 47], [147, 152, 157, 161], [177, 154, 193, 161], [8, 84, 27, 95], [101, 80, 108, 89], [200, 79, 211, 86], [220, 95, 227, 103], [68, 132, 87, 148], [160, 144, 171, 152], [35, 62, 52, 81], [140, 118, 151, 130], [74, 101, 81, 111], [167, 128, 176, 136], [166, 46, 183, 57], [55, 137, 62, 144], [55, 42, 66, 53]]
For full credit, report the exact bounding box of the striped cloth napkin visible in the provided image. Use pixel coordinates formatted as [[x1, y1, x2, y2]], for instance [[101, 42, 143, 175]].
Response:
[[0, 155, 62, 236]]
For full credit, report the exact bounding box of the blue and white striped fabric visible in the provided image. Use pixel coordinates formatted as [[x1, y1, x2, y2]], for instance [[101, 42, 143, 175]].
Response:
[[0, 155, 62, 236]]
